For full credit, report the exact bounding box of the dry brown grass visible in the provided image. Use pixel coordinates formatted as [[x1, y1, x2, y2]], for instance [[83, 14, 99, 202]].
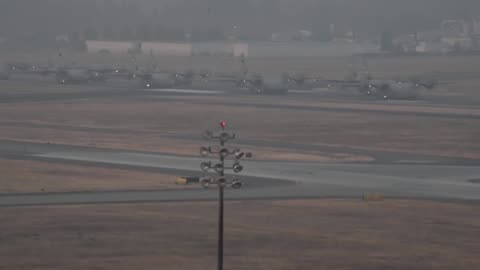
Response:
[[0, 97, 479, 160], [0, 159, 183, 194], [0, 199, 479, 270]]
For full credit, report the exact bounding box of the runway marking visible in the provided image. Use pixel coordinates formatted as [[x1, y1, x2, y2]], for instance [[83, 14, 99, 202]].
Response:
[[289, 88, 330, 94], [394, 160, 436, 164], [142, 88, 222, 94], [383, 100, 428, 104]]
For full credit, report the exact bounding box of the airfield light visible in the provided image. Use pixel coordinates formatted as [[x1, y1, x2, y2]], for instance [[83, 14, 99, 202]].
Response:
[[199, 122, 251, 270], [217, 177, 227, 187], [214, 163, 224, 174], [234, 150, 244, 160], [233, 164, 243, 173], [201, 178, 212, 189], [219, 148, 229, 158], [201, 161, 212, 172], [200, 146, 211, 157], [231, 180, 242, 189]]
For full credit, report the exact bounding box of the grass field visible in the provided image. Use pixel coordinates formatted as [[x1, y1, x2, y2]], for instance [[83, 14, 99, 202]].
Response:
[[0, 97, 479, 159], [1, 199, 479, 270], [1, 53, 480, 270], [0, 159, 181, 194]]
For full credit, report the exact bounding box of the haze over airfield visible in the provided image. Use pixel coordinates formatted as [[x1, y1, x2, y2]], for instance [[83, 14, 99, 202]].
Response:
[[1, 0, 480, 39]]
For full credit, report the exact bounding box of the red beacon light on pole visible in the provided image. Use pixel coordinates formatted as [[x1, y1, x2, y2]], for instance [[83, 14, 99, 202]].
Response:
[[220, 121, 227, 129]]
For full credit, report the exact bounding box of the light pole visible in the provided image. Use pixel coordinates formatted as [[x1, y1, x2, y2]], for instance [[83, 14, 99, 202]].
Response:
[[200, 121, 251, 270]]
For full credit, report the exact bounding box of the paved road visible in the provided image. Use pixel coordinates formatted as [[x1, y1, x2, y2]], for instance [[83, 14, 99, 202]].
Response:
[[1, 140, 480, 206]]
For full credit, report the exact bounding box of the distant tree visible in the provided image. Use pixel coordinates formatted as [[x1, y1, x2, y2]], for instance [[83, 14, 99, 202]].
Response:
[[103, 25, 116, 40], [164, 28, 185, 41], [312, 28, 333, 42], [237, 34, 250, 41], [119, 25, 133, 40], [84, 26, 98, 40], [453, 41, 463, 53], [69, 31, 87, 52], [153, 25, 165, 41], [135, 24, 152, 41], [380, 31, 394, 52], [205, 28, 226, 41]]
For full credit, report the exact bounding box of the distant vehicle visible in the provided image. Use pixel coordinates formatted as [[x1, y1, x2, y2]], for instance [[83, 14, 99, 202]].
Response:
[[175, 176, 200, 185]]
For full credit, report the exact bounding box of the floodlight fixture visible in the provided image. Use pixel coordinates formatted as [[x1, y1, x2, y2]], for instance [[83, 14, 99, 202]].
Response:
[[200, 146, 211, 157], [200, 178, 212, 189], [217, 177, 227, 187], [214, 163, 224, 174], [232, 162, 243, 173], [234, 149, 244, 159], [219, 148, 230, 158], [231, 180, 243, 189], [201, 161, 212, 172]]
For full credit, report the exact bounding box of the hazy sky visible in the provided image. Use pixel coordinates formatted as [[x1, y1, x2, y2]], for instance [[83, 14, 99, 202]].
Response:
[[1, 1, 479, 39]]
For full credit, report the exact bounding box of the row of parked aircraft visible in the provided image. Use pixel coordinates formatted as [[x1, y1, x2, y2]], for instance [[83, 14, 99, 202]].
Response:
[[1, 54, 440, 100]]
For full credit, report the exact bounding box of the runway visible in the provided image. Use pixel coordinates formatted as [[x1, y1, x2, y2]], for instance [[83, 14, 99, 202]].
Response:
[[1, 79, 480, 206], [1, 140, 480, 206]]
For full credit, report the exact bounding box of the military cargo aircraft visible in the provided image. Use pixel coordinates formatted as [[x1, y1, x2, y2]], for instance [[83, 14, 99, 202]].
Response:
[[0, 63, 10, 80], [126, 53, 209, 89], [328, 60, 439, 100], [214, 55, 290, 94]]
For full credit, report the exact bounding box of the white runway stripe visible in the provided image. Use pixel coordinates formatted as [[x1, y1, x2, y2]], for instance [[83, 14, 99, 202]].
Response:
[[143, 88, 223, 94]]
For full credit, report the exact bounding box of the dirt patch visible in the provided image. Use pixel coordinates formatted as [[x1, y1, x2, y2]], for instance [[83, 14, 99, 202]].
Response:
[[0, 199, 479, 270]]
